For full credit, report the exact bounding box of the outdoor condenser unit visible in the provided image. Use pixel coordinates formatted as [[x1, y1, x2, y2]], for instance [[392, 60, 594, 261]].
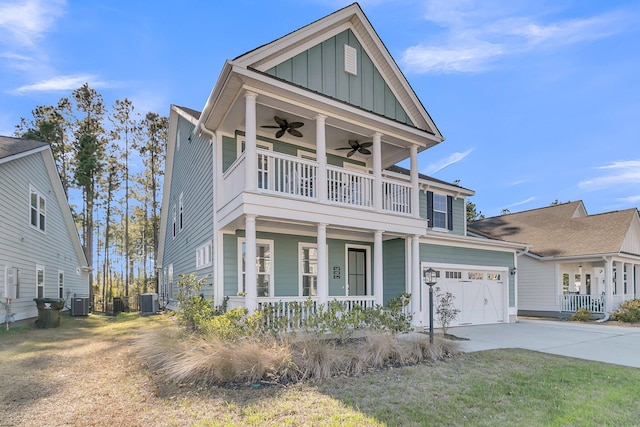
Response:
[[71, 296, 89, 316], [140, 293, 159, 315]]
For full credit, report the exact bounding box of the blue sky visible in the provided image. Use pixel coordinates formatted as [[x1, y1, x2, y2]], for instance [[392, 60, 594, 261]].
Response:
[[1, 0, 639, 217]]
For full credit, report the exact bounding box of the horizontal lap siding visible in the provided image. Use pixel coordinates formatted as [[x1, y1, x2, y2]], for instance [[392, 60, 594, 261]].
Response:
[[162, 117, 214, 299], [420, 243, 516, 307], [518, 256, 558, 311], [0, 152, 89, 321]]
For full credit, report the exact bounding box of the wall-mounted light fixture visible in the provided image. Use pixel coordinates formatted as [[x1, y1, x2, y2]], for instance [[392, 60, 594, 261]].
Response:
[[511, 267, 517, 276]]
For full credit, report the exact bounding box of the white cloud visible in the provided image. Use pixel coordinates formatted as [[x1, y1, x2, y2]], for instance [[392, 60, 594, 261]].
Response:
[[401, 1, 630, 74], [505, 196, 536, 208], [14, 74, 112, 94], [617, 195, 640, 204], [0, 0, 66, 48], [423, 148, 472, 175], [578, 160, 640, 190]]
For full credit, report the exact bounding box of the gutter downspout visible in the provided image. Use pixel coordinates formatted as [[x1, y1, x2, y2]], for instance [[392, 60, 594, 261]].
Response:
[[196, 122, 218, 305], [513, 246, 530, 323]]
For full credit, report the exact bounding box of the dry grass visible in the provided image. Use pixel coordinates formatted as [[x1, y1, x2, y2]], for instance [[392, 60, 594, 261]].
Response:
[[4, 313, 640, 426], [138, 324, 461, 386]]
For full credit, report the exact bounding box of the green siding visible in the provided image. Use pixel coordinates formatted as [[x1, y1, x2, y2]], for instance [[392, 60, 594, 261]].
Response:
[[451, 197, 465, 236], [162, 116, 214, 300], [420, 244, 516, 307], [222, 135, 236, 172], [266, 29, 413, 126], [223, 234, 238, 296], [383, 238, 406, 305]]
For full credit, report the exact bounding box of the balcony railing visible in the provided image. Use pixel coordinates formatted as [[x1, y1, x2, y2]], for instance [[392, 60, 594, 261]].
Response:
[[559, 294, 605, 313], [222, 149, 414, 215]]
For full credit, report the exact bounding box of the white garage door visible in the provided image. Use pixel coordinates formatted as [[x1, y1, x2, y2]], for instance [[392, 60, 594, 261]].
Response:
[[425, 267, 506, 326]]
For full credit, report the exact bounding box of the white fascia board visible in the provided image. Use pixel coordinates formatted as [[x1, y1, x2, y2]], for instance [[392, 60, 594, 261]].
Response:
[[424, 231, 529, 253], [195, 61, 234, 135]]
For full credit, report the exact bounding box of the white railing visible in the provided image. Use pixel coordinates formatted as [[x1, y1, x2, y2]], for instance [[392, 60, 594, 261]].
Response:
[[221, 153, 246, 206], [257, 296, 378, 330], [382, 178, 412, 214], [327, 166, 373, 208], [560, 294, 605, 313], [257, 149, 317, 198]]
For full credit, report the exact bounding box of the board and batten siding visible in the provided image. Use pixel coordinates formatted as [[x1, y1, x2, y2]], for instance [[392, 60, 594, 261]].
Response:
[[222, 230, 373, 298], [0, 150, 89, 322], [517, 255, 559, 312], [162, 116, 214, 300], [266, 29, 412, 126], [420, 243, 516, 307]]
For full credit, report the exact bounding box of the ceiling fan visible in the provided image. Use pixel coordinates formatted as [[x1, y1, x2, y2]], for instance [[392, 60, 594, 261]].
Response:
[[336, 139, 373, 157], [261, 116, 304, 138]]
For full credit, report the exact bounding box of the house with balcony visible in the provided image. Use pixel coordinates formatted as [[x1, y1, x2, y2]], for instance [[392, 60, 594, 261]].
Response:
[[469, 201, 640, 318], [0, 136, 90, 323], [157, 3, 525, 328]]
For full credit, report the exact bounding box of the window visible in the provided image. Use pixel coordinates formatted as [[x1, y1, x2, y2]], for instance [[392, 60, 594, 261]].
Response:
[[487, 272, 502, 281], [427, 191, 453, 231], [299, 244, 318, 296], [30, 186, 46, 232], [239, 239, 273, 297], [36, 265, 44, 298], [468, 272, 484, 280], [179, 193, 184, 231], [563, 273, 570, 295], [172, 205, 176, 238], [58, 271, 64, 299], [196, 241, 213, 270], [445, 271, 462, 279], [5, 267, 19, 300], [168, 264, 174, 299]]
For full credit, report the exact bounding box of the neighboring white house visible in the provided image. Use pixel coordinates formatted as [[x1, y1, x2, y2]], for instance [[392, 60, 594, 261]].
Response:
[[158, 3, 525, 328], [0, 135, 90, 322], [469, 201, 640, 317]]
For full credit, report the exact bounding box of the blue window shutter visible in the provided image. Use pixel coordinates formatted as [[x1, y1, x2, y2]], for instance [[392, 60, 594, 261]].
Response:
[[427, 191, 434, 228], [447, 195, 453, 230]]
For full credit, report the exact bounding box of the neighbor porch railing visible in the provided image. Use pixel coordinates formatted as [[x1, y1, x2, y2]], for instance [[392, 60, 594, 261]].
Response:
[[327, 166, 374, 208], [560, 294, 605, 313]]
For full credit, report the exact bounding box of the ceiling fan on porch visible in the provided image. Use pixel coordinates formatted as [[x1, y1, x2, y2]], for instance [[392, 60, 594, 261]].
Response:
[[337, 139, 372, 157], [261, 116, 304, 138]]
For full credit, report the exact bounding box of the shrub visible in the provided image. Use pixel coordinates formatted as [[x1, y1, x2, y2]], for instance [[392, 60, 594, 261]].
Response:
[[569, 307, 592, 322], [612, 299, 640, 323], [175, 273, 215, 332]]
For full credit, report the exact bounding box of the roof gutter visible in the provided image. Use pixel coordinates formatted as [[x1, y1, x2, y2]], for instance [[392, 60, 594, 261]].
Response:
[[195, 61, 234, 137]]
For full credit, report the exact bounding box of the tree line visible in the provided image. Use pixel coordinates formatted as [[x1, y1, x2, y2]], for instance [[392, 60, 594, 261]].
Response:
[[15, 83, 168, 310]]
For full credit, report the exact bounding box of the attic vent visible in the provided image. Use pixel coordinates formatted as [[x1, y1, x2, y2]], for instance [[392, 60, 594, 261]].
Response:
[[344, 44, 357, 75]]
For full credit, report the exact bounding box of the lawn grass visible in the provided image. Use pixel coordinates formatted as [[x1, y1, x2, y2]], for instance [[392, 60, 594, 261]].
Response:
[[1, 313, 639, 426]]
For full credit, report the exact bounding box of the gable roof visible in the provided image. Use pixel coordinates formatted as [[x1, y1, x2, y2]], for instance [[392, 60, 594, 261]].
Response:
[[0, 135, 48, 162], [469, 201, 640, 258], [231, 3, 441, 138], [0, 135, 89, 268]]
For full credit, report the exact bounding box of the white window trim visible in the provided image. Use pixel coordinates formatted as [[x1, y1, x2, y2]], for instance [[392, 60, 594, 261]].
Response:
[[298, 242, 319, 297], [297, 149, 316, 161], [29, 185, 46, 233], [36, 264, 45, 299], [172, 205, 176, 238], [178, 192, 184, 232], [58, 270, 64, 299], [238, 238, 274, 297], [344, 244, 371, 297], [196, 241, 213, 270], [5, 266, 19, 300], [236, 137, 273, 157], [168, 264, 174, 299], [432, 193, 448, 231]]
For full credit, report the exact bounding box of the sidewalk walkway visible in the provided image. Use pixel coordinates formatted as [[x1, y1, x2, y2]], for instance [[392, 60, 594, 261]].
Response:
[[450, 319, 640, 368]]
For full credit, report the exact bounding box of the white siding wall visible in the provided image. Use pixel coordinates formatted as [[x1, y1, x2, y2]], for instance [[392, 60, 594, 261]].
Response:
[[0, 151, 89, 322], [517, 255, 558, 311]]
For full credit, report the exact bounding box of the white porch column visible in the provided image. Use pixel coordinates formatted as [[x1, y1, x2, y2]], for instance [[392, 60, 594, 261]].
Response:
[[317, 223, 328, 305], [604, 258, 614, 312], [374, 230, 384, 306], [410, 145, 420, 218], [372, 132, 383, 212], [633, 264, 638, 298], [315, 115, 327, 203], [245, 215, 257, 312], [411, 234, 421, 317], [620, 262, 626, 296], [244, 92, 258, 192]]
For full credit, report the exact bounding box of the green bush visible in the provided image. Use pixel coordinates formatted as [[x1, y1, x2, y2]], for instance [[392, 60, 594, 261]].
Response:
[[569, 307, 592, 322], [612, 299, 640, 323]]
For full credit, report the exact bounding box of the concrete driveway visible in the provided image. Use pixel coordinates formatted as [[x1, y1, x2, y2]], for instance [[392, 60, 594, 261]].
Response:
[[450, 319, 640, 368]]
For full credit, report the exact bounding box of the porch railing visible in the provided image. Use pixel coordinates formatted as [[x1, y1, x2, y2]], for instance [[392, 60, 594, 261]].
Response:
[[257, 150, 318, 198], [257, 296, 377, 330], [382, 178, 412, 214], [327, 166, 373, 208], [560, 294, 605, 313]]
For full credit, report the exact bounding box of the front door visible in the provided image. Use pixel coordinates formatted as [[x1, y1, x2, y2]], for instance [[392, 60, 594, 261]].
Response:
[[347, 248, 367, 295]]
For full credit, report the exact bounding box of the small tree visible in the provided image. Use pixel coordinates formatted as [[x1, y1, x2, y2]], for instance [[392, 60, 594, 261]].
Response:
[[435, 287, 460, 337], [175, 273, 214, 331]]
